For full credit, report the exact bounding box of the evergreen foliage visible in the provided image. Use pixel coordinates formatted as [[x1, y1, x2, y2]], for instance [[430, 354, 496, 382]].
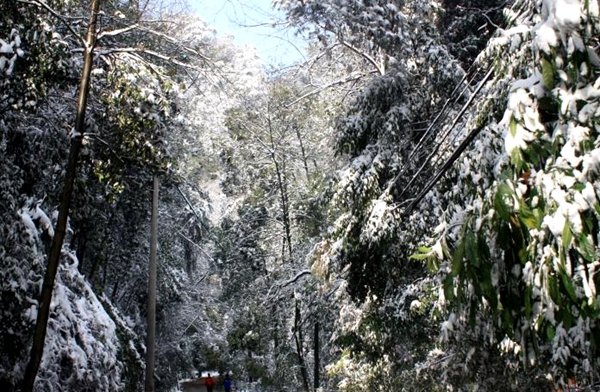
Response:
[[2, 0, 600, 391]]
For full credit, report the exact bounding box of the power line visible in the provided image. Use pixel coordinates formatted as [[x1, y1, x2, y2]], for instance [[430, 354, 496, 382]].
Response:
[[403, 67, 494, 216], [397, 66, 493, 202]]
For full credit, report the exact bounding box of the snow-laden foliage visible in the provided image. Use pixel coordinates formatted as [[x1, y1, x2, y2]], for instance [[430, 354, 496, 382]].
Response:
[[0, 1, 227, 390], [0, 1, 73, 111], [424, 0, 600, 385], [213, 71, 342, 389], [437, 0, 506, 68], [35, 253, 143, 391], [0, 196, 45, 389], [6, 0, 600, 390], [0, 192, 144, 391], [282, 0, 600, 390], [275, 0, 439, 63]]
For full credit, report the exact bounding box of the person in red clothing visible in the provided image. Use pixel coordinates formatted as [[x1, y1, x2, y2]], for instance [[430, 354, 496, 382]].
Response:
[[204, 373, 215, 392]]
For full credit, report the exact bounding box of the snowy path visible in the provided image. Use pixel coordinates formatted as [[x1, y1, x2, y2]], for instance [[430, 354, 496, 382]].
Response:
[[180, 378, 260, 392]]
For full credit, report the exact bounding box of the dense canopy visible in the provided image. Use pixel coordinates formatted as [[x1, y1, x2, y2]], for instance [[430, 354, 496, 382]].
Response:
[[1, 0, 599, 391]]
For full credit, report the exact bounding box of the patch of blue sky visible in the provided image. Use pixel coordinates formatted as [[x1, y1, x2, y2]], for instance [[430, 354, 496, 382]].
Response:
[[188, 0, 306, 66]]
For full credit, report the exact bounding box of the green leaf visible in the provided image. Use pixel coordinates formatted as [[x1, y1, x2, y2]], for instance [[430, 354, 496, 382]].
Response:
[[583, 213, 596, 234], [548, 274, 561, 305], [417, 246, 432, 253], [518, 247, 528, 263], [426, 258, 440, 273], [509, 116, 518, 137], [546, 324, 556, 341], [452, 239, 465, 276], [443, 274, 455, 302], [576, 233, 596, 261], [494, 183, 514, 221], [560, 268, 578, 303], [594, 202, 600, 217], [562, 220, 573, 250], [481, 267, 498, 310], [511, 148, 524, 172], [560, 306, 574, 329], [465, 231, 479, 267], [541, 57, 556, 89], [520, 202, 539, 229], [409, 253, 430, 261]]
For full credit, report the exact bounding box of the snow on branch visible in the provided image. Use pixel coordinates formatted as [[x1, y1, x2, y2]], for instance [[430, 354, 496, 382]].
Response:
[[96, 47, 205, 72], [284, 72, 370, 108], [280, 270, 311, 288], [97, 24, 139, 40]]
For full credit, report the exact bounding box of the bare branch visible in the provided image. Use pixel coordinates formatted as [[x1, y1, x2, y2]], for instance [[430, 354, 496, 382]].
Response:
[[176, 185, 210, 233], [135, 25, 211, 62], [284, 72, 370, 107]]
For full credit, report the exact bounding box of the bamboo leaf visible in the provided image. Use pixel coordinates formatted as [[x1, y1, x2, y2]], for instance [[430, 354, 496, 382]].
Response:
[[494, 183, 514, 221], [509, 116, 518, 137], [443, 274, 455, 302], [541, 57, 555, 89], [562, 220, 573, 250], [560, 268, 578, 303], [520, 202, 539, 229], [409, 253, 430, 261], [576, 233, 596, 261], [452, 239, 465, 276]]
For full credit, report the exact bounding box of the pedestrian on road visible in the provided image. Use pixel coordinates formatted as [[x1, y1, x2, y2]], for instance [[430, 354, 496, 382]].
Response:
[[223, 373, 232, 392], [205, 373, 215, 392]]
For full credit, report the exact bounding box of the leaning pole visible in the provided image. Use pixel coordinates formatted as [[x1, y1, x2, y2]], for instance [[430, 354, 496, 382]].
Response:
[[145, 175, 159, 391]]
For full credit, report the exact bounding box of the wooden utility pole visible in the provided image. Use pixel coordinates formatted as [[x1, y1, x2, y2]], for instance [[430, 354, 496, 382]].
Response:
[[21, 0, 100, 390], [145, 175, 159, 391]]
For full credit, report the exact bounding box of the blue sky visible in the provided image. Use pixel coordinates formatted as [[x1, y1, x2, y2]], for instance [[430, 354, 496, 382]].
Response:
[[188, 0, 306, 66]]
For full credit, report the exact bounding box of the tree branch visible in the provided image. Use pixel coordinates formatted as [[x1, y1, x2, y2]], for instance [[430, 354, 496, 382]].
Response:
[[96, 46, 203, 71], [97, 24, 139, 40], [338, 33, 385, 76], [280, 270, 311, 288], [284, 72, 369, 107]]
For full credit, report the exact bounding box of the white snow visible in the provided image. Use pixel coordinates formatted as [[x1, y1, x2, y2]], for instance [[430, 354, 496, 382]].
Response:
[[0, 38, 12, 54], [20, 210, 38, 239]]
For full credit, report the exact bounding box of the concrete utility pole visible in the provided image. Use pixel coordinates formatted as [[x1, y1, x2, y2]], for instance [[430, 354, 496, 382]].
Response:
[[145, 175, 159, 391], [314, 321, 320, 390]]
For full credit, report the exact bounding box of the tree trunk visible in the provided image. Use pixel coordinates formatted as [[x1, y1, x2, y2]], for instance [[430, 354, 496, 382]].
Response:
[[267, 115, 293, 261], [21, 1, 100, 390], [74, 228, 87, 272], [145, 176, 159, 392], [295, 126, 310, 180], [294, 296, 310, 392]]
